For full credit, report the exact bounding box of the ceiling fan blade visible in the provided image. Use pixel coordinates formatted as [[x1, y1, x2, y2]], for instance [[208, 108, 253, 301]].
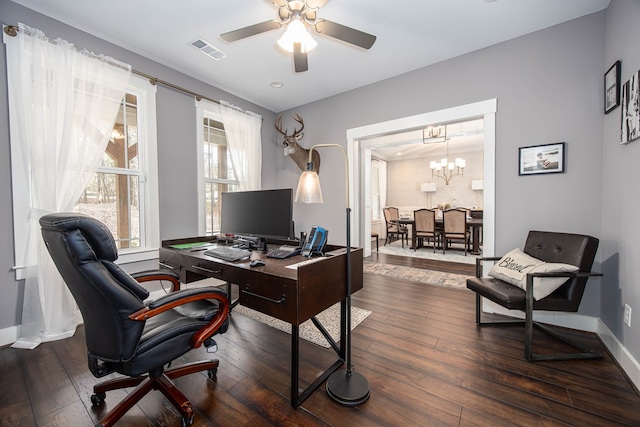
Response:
[[220, 20, 281, 42], [293, 42, 308, 72], [314, 19, 376, 49], [305, 0, 329, 9]]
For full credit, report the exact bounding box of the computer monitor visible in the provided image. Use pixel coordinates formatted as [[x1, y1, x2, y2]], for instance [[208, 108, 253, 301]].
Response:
[[220, 189, 293, 240]]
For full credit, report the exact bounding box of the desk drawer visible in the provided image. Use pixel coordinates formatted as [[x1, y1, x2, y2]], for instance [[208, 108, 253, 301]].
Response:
[[187, 258, 239, 284], [239, 271, 297, 324]]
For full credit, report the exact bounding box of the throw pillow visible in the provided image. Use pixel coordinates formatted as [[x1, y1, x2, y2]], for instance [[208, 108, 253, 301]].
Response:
[[526, 262, 579, 300], [488, 248, 578, 300]]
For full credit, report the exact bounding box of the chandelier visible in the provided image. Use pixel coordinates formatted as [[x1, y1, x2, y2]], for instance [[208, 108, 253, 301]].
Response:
[[424, 126, 465, 185]]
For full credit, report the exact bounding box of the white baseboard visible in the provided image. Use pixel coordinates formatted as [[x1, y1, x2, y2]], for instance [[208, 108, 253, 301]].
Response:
[[484, 300, 640, 391], [597, 319, 640, 391], [0, 325, 19, 347], [485, 301, 599, 332]]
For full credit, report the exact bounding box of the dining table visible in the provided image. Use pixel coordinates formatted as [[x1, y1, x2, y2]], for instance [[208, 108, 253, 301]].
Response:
[[393, 216, 483, 255]]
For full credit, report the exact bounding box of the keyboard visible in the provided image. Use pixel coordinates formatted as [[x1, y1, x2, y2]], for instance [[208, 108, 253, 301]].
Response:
[[266, 245, 301, 259], [204, 246, 252, 262]]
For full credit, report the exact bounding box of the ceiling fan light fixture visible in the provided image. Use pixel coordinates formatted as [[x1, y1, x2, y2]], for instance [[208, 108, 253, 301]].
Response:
[[277, 19, 317, 53]]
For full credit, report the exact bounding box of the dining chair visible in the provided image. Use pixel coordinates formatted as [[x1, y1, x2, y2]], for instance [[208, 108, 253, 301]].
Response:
[[413, 208, 439, 252], [442, 208, 470, 255], [383, 207, 408, 247]]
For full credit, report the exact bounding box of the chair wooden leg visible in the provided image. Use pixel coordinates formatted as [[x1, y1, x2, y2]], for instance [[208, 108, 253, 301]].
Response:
[[94, 360, 219, 427]]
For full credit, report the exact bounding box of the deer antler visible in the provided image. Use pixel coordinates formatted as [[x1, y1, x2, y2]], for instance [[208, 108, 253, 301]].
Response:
[[274, 113, 320, 173], [275, 113, 304, 146]]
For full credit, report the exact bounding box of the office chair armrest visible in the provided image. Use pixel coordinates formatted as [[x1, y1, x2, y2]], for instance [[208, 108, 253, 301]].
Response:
[[527, 271, 577, 279], [131, 269, 181, 292], [129, 287, 230, 348], [140, 287, 227, 312]]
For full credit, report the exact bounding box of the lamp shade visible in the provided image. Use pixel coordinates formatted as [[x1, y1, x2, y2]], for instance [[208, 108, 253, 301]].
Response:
[[295, 169, 323, 203], [471, 179, 484, 191], [277, 19, 317, 53], [420, 182, 437, 192]]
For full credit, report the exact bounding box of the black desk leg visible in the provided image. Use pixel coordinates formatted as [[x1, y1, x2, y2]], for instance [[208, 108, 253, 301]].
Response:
[[226, 281, 240, 311], [291, 325, 300, 407], [288, 304, 347, 408]]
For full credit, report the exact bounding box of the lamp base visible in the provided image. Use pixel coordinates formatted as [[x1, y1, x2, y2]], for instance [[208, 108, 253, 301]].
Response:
[[326, 370, 370, 406]]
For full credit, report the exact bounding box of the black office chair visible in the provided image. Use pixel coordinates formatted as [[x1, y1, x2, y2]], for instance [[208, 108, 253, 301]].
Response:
[[39, 213, 230, 427], [466, 230, 601, 361]]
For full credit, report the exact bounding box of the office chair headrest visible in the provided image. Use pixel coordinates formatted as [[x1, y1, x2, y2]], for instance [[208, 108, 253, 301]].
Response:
[[39, 212, 118, 262]]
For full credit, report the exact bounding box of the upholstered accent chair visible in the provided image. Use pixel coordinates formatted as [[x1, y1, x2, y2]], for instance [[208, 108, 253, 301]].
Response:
[[466, 230, 602, 361], [39, 213, 230, 427]]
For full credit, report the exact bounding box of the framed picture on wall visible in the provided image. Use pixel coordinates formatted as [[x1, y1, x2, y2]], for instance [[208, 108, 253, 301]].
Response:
[[621, 69, 640, 144], [518, 142, 565, 176], [604, 60, 621, 114]]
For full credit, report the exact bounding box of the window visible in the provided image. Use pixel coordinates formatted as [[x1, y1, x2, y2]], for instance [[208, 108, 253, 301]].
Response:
[[197, 101, 239, 235], [77, 76, 159, 260], [75, 92, 142, 249], [10, 75, 158, 278], [371, 161, 381, 221]]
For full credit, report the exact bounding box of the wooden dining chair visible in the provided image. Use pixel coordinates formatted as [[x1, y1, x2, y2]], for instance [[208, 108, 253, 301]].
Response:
[[413, 208, 439, 252], [383, 207, 408, 247], [442, 208, 471, 255]]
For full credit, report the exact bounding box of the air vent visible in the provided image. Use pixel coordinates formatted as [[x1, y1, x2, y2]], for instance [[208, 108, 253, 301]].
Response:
[[191, 38, 227, 61]]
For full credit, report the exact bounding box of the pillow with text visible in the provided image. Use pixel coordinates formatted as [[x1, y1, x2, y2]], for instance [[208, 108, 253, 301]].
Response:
[[488, 248, 578, 300]]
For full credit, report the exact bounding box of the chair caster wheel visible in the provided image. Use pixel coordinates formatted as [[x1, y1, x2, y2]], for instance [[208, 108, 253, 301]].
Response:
[[182, 414, 194, 427], [90, 392, 106, 406], [207, 368, 217, 379]]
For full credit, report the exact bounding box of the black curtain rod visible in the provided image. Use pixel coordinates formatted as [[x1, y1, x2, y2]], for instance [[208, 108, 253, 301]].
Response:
[[4, 24, 220, 106]]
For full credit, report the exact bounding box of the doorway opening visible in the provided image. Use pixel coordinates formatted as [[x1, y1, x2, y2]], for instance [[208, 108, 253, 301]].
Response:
[[347, 99, 496, 261]]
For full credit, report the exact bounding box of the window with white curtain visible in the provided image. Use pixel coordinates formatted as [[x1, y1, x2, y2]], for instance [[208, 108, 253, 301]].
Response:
[[202, 114, 238, 235], [73, 78, 159, 254], [10, 74, 159, 273], [196, 100, 262, 235], [196, 100, 238, 235]]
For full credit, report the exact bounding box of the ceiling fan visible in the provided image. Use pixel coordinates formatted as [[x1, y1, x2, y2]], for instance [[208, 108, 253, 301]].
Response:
[[220, 0, 376, 73]]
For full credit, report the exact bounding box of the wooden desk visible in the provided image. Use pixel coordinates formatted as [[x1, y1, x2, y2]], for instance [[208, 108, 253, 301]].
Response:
[[394, 217, 483, 254], [159, 237, 364, 408]]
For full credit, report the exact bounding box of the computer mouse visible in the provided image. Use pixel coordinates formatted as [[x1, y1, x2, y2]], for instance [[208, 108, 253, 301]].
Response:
[[250, 259, 265, 267]]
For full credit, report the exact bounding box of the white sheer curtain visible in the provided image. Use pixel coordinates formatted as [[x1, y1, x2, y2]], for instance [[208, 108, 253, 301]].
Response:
[[220, 100, 262, 191], [6, 23, 131, 349]]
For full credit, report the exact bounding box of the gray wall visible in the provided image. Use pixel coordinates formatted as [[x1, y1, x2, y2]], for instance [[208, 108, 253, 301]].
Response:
[[601, 0, 640, 363], [0, 1, 279, 331]]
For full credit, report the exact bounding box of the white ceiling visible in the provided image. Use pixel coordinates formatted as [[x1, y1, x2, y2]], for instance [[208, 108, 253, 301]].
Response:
[[369, 118, 485, 162], [9, 0, 610, 112]]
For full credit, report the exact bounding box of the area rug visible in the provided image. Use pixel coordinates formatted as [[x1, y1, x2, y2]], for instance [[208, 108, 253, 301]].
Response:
[[363, 260, 470, 289], [232, 303, 371, 348], [378, 239, 479, 265]]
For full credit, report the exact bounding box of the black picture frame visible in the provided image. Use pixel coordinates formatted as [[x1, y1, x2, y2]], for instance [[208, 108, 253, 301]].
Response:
[[605, 60, 621, 114], [518, 142, 565, 176], [621, 69, 640, 144]]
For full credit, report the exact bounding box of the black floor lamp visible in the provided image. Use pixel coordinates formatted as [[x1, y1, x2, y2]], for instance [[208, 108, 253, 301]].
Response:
[[294, 143, 370, 406]]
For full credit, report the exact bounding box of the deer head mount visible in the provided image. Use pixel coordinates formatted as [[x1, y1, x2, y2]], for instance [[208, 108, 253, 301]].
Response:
[[275, 113, 321, 173]]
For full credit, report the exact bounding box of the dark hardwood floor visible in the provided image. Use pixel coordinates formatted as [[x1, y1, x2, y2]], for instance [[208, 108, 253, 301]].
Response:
[[1, 248, 639, 426]]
